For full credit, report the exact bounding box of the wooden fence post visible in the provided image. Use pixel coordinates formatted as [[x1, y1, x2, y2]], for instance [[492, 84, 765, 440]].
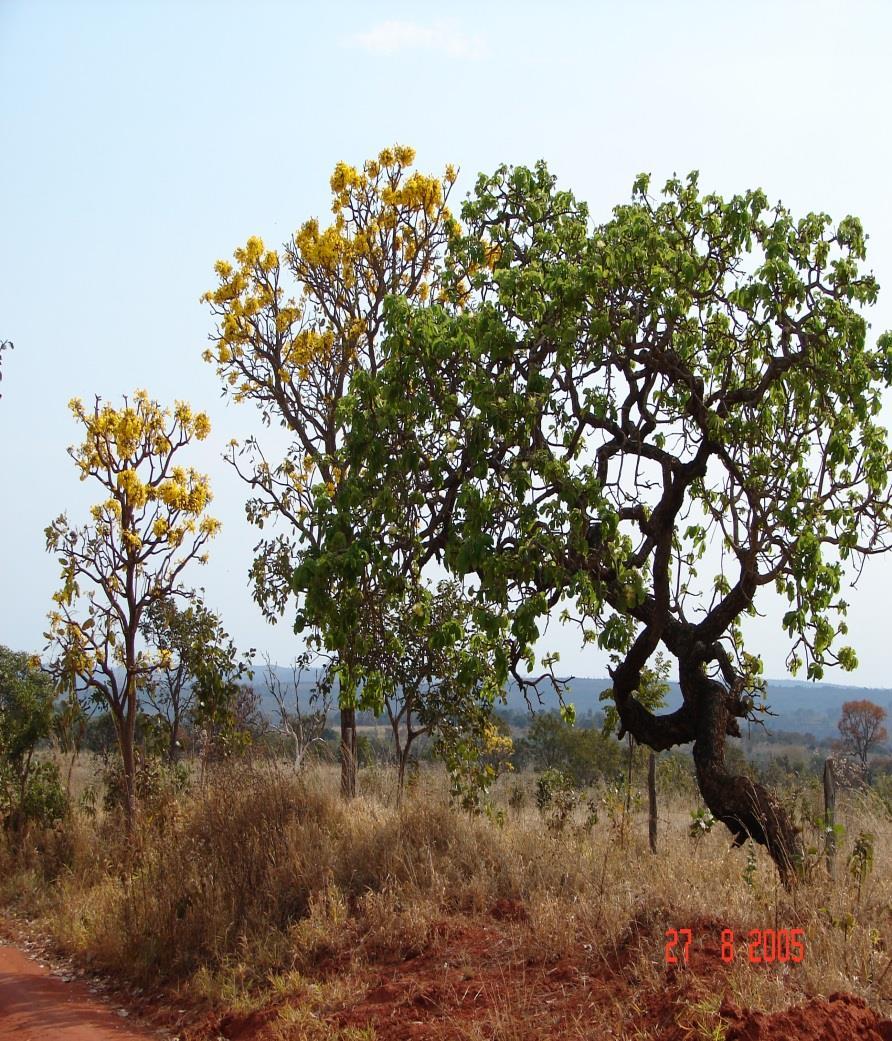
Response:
[[823, 757, 836, 879], [648, 751, 658, 854]]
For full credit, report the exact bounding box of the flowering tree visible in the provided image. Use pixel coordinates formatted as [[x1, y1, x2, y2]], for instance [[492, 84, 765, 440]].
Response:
[[45, 392, 220, 822], [203, 145, 458, 797]]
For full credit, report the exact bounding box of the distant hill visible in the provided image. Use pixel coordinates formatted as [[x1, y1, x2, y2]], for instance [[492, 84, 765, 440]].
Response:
[[255, 666, 892, 741], [502, 676, 892, 740]]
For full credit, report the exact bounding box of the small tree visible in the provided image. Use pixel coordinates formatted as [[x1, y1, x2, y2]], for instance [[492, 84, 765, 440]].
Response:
[[263, 653, 332, 771], [838, 698, 888, 768], [0, 645, 65, 831], [45, 392, 220, 824], [140, 593, 251, 762]]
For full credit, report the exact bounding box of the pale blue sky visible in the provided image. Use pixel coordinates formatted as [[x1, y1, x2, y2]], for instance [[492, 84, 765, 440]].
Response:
[[2, 1, 892, 684]]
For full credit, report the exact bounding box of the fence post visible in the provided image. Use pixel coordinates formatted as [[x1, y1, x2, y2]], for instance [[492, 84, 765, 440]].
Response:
[[823, 757, 836, 879], [648, 751, 658, 854]]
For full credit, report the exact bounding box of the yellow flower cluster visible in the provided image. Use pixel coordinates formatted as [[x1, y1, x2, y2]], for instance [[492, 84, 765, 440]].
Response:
[[122, 529, 143, 552], [380, 172, 444, 217], [378, 145, 415, 167], [70, 395, 211, 478], [482, 721, 514, 758], [117, 468, 149, 507], [330, 161, 362, 194], [193, 412, 211, 439], [64, 392, 220, 567], [158, 469, 210, 513], [294, 220, 351, 273], [284, 328, 335, 377], [202, 145, 459, 399]]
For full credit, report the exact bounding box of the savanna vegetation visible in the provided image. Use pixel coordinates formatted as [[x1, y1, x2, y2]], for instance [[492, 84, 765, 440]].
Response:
[[3, 145, 892, 1038]]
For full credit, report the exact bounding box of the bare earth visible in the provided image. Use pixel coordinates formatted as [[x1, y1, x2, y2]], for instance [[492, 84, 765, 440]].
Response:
[[0, 943, 160, 1041]]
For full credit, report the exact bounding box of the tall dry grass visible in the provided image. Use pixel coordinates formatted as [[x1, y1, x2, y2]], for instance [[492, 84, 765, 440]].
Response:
[[2, 757, 892, 1020]]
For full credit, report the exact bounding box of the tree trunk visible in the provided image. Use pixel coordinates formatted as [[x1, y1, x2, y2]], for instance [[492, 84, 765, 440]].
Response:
[[397, 737, 415, 803], [340, 706, 356, 799], [648, 751, 658, 854], [113, 704, 137, 831], [168, 711, 180, 764], [613, 649, 803, 882], [687, 666, 801, 884]]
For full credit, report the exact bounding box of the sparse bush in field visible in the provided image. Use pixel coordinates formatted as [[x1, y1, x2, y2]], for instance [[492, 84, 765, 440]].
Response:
[[535, 768, 579, 831], [600, 776, 641, 829], [849, 830, 875, 894], [507, 780, 527, 810], [15, 759, 67, 828]]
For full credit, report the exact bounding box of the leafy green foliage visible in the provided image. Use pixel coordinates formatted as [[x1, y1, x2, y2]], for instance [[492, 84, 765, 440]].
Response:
[[0, 646, 66, 830], [534, 767, 598, 832], [140, 593, 253, 761], [689, 807, 716, 839], [517, 711, 623, 787]]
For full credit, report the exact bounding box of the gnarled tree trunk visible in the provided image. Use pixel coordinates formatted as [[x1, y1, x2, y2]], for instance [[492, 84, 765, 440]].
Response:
[[683, 658, 802, 883], [612, 646, 802, 884]]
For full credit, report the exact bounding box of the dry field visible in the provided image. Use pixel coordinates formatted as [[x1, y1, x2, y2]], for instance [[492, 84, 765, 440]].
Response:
[[3, 758, 892, 1040]]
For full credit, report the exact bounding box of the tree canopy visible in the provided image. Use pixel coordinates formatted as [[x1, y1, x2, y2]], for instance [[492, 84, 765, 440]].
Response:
[[302, 162, 892, 877]]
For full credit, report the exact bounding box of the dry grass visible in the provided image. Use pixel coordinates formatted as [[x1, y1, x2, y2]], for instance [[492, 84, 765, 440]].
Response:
[[2, 757, 892, 1036]]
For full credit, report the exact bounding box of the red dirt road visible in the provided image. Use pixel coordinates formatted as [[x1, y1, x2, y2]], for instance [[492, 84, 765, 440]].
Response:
[[0, 944, 161, 1041]]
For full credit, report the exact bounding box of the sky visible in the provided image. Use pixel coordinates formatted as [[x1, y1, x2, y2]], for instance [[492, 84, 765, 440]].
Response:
[[2, 0, 892, 685]]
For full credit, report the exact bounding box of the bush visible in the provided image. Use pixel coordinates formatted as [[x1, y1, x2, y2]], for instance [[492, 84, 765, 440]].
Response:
[[101, 752, 189, 815], [0, 646, 66, 833], [0, 758, 67, 831], [516, 712, 623, 786]]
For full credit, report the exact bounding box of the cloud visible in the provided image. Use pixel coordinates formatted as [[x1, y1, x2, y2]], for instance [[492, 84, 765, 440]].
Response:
[[345, 20, 486, 61]]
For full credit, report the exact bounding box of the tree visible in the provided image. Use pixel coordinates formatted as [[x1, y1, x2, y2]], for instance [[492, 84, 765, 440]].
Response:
[[263, 653, 332, 771], [353, 578, 512, 798], [325, 163, 892, 879], [518, 712, 623, 787], [202, 145, 458, 798], [139, 593, 252, 762], [0, 645, 64, 831], [838, 699, 887, 768], [45, 392, 220, 823]]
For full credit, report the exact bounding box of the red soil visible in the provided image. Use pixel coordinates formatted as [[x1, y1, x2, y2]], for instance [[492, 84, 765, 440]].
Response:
[[0, 943, 160, 1041], [196, 912, 892, 1041], [4, 911, 892, 1041]]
